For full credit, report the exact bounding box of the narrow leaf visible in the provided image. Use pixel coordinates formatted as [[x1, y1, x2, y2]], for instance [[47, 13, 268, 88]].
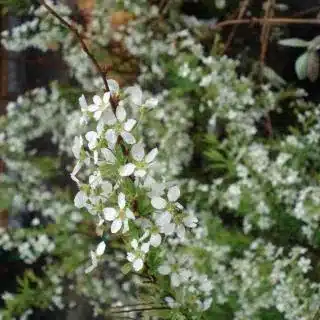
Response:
[[278, 38, 309, 48]]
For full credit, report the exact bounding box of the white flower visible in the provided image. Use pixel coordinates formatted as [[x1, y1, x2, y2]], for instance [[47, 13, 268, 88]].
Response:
[[151, 186, 197, 237], [103, 193, 135, 233], [126, 239, 150, 271], [130, 142, 158, 177], [87, 92, 111, 121], [105, 105, 137, 146], [158, 256, 181, 287], [156, 211, 175, 236], [151, 186, 181, 210]]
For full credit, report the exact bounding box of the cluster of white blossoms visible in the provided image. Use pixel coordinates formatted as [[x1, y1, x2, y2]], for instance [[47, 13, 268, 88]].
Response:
[[71, 78, 210, 310]]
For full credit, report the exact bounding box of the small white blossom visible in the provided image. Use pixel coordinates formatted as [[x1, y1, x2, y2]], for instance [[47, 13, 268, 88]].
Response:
[[126, 239, 150, 271], [103, 193, 135, 233]]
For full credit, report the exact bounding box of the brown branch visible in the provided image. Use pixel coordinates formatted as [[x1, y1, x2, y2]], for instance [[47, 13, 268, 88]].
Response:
[[224, 0, 250, 53], [260, 0, 274, 65], [40, 0, 111, 100], [212, 17, 320, 30]]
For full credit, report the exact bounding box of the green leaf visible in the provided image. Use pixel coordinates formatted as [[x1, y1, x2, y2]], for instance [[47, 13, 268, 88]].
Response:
[[205, 150, 226, 163], [295, 52, 308, 80], [278, 38, 309, 48], [263, 65, 286, 87]]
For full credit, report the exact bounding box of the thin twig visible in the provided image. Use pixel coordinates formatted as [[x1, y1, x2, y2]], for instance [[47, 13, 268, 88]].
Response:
[[40, 0, 111, 99], [292, 5, 320, 17], [224, 0, 250, 52], [260, 0, 274, 65], [212, 17, 320, 30]]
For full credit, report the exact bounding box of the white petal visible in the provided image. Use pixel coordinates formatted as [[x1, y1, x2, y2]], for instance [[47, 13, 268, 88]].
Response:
[[93, 95, 102, 105], [135, 169, 147, 177], [121, 131, 136, 145], [131, 143, 145, 161], [93, 110, 102, 121], [105, 129, 117, 144], [72, 136, 82, 159], [171, 272, 180, 287], [202, 298, 213, 311], [158, 265, 171, 275], [145, 97, 158, 108], [150, 233, 161, 247], [125, 208, 135, 220], [74, 191, 87, 208], [101, 181, 113, 195], [101, 148, 116, 163], [107, 79, 120, 96], [119, 163, 136, 176], [124, 119, 137, 132], [125, 86, 142, 105], [103, 92, 111, 104], [71, 161, 82, 183], [111, 219, 122, 233], [141, 242, 150, 253], [151, 197, 167, 210], [79, 94, 88, 110], [118, 192, 126, 209], [96, 119, 104, 135], [176, 224, 186, 238], [122, 219, 129, 233], [183, 215, 198, 228], [131, 239, 138, 250], [85, 131, 97, 143], [116, 105, 126, 122], [88, 103, 99, 112], [167, 186, 180, 202], [162, 222, 175, 235], [133, 258, 143, 271], [103, 208, 117, 221], [156, 211, 172, 226], [145, 148, 158, 163], [96, 241, 106, 256], [102, 109, 117, 125], [127, 252, 135, 262]]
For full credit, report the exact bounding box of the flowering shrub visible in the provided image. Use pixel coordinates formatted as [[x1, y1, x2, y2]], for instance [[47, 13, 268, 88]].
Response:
[[1, 1, 320, 320]]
